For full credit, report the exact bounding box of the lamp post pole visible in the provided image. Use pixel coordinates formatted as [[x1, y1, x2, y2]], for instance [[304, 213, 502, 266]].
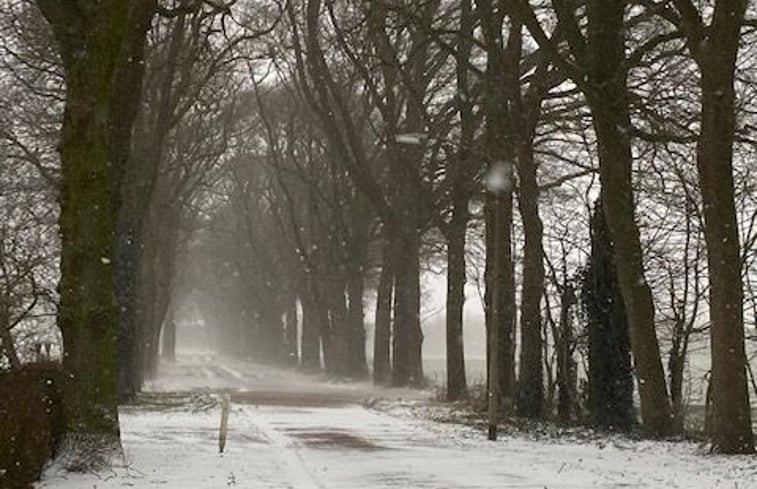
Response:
[[486, 160, 510, 441]]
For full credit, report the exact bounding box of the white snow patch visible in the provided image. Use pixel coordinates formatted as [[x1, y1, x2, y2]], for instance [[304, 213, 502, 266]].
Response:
[[395, 133, 426, 145]]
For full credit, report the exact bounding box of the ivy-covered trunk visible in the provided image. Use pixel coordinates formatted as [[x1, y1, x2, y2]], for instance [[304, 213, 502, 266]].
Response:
[[585, 0, 671, 437], [582, 200, 635, 431]]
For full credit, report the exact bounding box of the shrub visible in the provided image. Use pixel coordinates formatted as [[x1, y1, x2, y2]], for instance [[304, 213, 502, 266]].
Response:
[[0, 362, 63, 489]]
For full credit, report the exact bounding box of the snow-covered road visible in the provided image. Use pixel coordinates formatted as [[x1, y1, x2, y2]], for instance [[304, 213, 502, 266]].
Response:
[[37, 354, 757, 489]]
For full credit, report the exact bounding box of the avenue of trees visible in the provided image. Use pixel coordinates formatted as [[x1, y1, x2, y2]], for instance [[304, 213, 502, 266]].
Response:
[[1, 0, 757, 468]]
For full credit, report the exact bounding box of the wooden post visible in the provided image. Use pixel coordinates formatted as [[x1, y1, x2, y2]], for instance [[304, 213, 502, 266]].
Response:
[[219, 393, 230, 453]]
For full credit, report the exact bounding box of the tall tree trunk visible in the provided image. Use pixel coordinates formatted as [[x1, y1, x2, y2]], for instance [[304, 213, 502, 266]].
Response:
[[388, 159, 424, 386], [117, 12, 186, 402], [373, 244, 394, 384], [372, 0, 427, 388], [585, 0, 671, 437], [310, 277, 333, 373], [300, 293, 321, 370], [691, 0, 754, 453], [36, 0, 154, 444], [160, 306, 177, 363], [139, 215, 174, 379], [285, 299, 299, 366], [143, 327, 161, 380], [515, 108, 545, 419], [347, 270, 368, 378], [0, 307, 21, 370], [556, 284, 577, 423], [391, 223, 424, 387], [667, 199, 699, 436], [116, 218, 144, 400], [134, 230, 157, 384], [298, 0, 426, 387], [143, 249, 171, 378], [445, 0, 473, 402], [317, 276, 339, 376], [668, 335, 686, 435], [445, 204, 468, 400], [326, 278, 350, 376], [259, 311, 285, 364], [141, 173, 182, 377]]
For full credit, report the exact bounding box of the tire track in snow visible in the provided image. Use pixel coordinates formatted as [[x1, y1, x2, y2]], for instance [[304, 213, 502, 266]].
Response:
[[248, 411, 328, 489], [213, 361, 245, 381]]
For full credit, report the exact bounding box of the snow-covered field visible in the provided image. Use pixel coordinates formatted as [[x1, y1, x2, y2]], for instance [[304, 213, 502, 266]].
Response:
[[36, 354, 757, 489]]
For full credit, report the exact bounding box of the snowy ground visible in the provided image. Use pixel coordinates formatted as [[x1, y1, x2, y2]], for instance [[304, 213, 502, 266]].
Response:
[[37, 354, 757, 489]]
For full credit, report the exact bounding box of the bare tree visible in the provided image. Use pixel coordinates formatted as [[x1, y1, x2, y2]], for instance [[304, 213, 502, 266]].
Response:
[[513, 0, 673, 436], [664, 0, 755, 454], [35, 0, 154, 447]]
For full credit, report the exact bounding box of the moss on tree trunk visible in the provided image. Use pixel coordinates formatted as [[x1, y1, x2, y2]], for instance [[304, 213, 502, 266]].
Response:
[[36, 0, 154, 443]]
